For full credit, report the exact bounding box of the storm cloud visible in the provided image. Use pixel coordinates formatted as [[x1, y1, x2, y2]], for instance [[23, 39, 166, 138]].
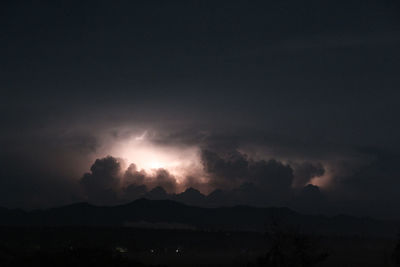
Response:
[[291, 162, 325, 188], [81, 156, 122, 205], [79, 150, 315, 208], [1, 0, 400, 220], [80, 155, 180, 205]]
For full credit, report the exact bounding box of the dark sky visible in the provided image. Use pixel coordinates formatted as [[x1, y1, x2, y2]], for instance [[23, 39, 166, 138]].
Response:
[[1, 0, 400, 218]]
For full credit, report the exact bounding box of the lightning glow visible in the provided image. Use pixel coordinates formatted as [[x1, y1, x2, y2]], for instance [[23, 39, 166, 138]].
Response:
[[108, 131, 202, 182]]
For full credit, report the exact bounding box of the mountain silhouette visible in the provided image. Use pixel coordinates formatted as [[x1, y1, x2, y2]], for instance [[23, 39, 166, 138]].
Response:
[[0, 199, 398, 238]]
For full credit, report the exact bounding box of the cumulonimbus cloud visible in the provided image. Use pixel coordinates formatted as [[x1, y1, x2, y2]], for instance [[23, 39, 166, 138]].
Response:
[[80, 148, 326, 208]]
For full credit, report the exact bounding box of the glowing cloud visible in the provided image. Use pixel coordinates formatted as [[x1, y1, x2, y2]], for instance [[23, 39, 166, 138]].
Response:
[[108, 131, 203, 182]]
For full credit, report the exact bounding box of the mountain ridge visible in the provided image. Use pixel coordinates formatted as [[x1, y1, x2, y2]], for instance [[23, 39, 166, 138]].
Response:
[[0, 198, 398, 238]]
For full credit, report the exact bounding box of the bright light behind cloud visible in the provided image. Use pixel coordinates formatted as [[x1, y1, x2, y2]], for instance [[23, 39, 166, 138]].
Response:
[[108, 131, 202, 182]]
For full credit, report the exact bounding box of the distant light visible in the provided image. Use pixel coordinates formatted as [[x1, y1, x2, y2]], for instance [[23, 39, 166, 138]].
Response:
[[115, 246, 128, 253]]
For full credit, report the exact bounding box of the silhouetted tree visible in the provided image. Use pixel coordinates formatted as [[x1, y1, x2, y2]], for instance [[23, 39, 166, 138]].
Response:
[[258, 220, 328, 267], [393, 233, 400, 266]]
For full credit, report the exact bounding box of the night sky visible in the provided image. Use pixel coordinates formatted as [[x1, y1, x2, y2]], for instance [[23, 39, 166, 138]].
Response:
[[1, 0, 400, 219]]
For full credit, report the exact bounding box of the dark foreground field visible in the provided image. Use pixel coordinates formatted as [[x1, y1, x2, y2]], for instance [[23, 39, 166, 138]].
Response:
[[0, 227, 398, 267]]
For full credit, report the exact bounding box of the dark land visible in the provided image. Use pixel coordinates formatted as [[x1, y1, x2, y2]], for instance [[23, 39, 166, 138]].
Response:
[[0, 199, 399, 266]]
